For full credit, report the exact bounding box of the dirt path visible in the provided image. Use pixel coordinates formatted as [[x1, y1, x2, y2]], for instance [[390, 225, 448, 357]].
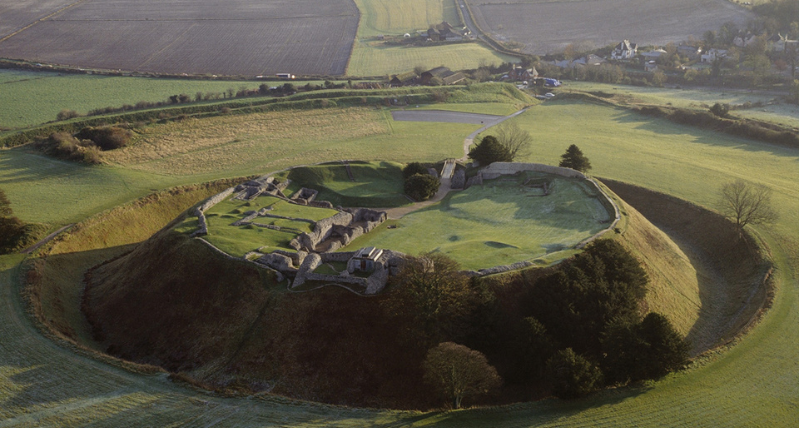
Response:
[[20, 224, 74, 254]]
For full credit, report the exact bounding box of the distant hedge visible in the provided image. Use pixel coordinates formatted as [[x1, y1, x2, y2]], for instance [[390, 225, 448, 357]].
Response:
[[0, 87, 467, 149], [637, 105, 799, 149]]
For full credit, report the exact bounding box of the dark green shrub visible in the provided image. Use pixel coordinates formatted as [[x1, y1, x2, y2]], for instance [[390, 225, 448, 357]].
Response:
[[75, 126, 131, 150], [709, 103, 730, 118], [402, 162, 428, 179], [602, 313, 689, 384], [545, 348, 603, 399], [404, 173, 440, 201]]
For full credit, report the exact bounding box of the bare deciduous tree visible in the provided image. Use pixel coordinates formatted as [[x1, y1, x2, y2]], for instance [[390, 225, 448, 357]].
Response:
[[719, 179, 778, 234], [495, 122, 532, 160]]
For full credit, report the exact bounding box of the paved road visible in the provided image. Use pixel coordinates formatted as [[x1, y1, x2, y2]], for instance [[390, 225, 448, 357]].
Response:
[[457, 0, 480, 37], [391, 110, 503, 125]]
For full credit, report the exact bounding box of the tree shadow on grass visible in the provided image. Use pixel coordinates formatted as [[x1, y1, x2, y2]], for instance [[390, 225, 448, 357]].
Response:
[[612, 108, 799, 160]]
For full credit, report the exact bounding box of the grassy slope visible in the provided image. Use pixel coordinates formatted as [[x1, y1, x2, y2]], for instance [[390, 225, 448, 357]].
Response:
[[0, 87, 798, 424], [346, 174, 609, 270], [348, 0, 514, 76]]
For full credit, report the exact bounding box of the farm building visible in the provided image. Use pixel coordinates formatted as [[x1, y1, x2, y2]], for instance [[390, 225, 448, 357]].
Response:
[[390, 71, 418, 86], [611, 40, 637, 60], [420, 67, 466, 85], [348, 247, 384, 273], [425, 21, 466, 41]]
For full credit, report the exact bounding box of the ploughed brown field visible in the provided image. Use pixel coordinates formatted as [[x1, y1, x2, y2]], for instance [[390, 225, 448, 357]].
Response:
[[469, 0, 753, 54], [0, 0, 359, 76]]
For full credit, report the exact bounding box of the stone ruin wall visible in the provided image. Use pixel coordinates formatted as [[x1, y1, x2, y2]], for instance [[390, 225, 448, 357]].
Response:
[[292, 211, 354, 251], [479, 162, 587, 181], [191, 186, 237, 237]]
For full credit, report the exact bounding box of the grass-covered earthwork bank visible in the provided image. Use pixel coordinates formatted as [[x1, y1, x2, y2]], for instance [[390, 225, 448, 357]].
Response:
[[1, 80, 797, 424], [275, 161, 409, 208]]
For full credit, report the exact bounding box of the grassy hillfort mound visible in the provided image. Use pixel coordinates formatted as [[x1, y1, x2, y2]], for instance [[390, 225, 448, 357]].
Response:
[[69, 160, 766, 408]]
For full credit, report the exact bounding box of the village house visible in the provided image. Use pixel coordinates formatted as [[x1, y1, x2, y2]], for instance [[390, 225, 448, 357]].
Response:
[[677, 44, 702, 61], [611, 40, 637, 60], [733, 33, 758, 48], [701, 48, 727, 63], [507, 64, 538, 81]]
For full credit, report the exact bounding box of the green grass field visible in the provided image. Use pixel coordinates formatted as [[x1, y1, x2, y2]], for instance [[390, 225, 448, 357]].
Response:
[[195, 196, 338, 257], [0, 69, 313, 130], [345, 173, 609, 270], [1, 82, 799, 425], [355, 0, 461, 38], [348, 0, 515, 76]]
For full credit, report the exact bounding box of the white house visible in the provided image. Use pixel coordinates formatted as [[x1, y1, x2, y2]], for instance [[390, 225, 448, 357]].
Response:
[[611, 40, 637, 60]]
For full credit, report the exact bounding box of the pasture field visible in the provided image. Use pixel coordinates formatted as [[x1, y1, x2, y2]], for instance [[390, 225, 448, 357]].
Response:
[[347, 39, 515, 76], [355, 0, 461, 38], [469, 0, 752, 54], [195, 196, 337, 257], [0, 69, 347, 130], [349, 0, 514, 75], [0, 0, 358, 76], [102, 107, 475, 177], [344, 173, 610, 270], [1, 84, 799, 424], [565, 81, 799, 128]]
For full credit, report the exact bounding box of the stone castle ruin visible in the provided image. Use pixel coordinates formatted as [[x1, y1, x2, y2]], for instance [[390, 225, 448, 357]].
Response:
[[188, 161, 620, 295], [189, 173, 397, 295]]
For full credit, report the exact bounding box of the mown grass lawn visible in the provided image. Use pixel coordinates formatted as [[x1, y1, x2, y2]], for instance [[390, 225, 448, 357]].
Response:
[[346, 173, 609, 270]]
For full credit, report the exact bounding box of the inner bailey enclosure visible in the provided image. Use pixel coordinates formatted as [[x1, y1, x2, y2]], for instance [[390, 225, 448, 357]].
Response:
[[187, 161, 621, 292]]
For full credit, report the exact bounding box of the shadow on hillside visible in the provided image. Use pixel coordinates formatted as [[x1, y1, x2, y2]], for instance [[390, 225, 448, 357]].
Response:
[[602, 179, 769, 355], [0, 147, 94, 185], [612, 109, 799, 160]]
